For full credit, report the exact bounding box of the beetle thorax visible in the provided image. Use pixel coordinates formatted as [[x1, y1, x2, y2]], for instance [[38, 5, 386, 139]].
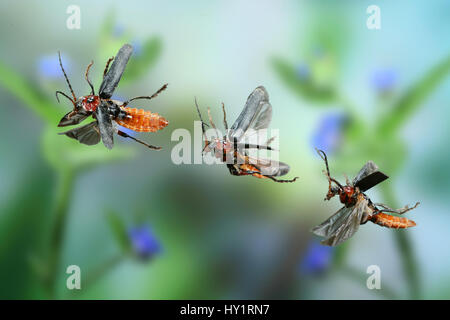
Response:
[[210, 138, 234, 160], [339, 186, 357, 207], [79, 95, 100, 112], [214, 139, 232, 153]]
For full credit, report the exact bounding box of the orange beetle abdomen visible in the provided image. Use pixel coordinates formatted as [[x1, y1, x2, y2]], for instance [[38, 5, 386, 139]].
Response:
[[116, 107, 168, 132], [370, 212, 416, 229]]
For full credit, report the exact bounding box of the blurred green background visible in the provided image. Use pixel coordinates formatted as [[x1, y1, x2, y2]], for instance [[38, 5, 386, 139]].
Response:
[[0, 0, 449, 299]]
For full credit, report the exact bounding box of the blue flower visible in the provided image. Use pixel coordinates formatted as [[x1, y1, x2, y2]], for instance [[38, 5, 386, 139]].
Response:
[[311, 113, 347, 154], [117, 125, 136, 138], [371, 68, 397, 92], [296, 63, 310, 80], [128, 225, 162, 260], [111, 94, 127, 103], [112, 24, 125, 38], [300, 241, 334, 274], [37, 54, 71, 80], [130, 40, 143, 56]]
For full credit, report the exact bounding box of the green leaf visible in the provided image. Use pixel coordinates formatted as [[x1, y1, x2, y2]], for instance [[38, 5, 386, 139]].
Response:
[[41, 125, 136, 172], [300, 8, 351, 61], [96, 12, 162, 86], [378, 54, 450, 136], [335, 130, 406, 178], [0, 62, 60, 124], [332, 241, 350, 268], [271, 57, 336, 104], [99, 10, 116, 43], [28, 253, 49, 282], [97, 11, 133, 69], [106, 211, 131, 253], [120, 37, 162, 85]]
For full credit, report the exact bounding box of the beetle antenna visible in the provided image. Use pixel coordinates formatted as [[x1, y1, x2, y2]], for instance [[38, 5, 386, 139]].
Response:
[[194, 97, 210, 153], [344, 173, 350, 185], [85, 61, 95, 95], [55, 91, 76, 105], [58, 51, 77, 103], [316, 148, 343, 190], [207, 107, 220, 139], [221, 102, 228, 131], [195, 98, 208, 132]]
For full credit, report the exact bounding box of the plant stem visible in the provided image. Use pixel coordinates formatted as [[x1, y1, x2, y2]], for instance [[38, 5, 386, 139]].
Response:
[[46, 169, 75, 298], [84, 254, 125, 290], [332, 240, 350, 268], [380, 183, 421, 299], [67, 254, 125, 299]]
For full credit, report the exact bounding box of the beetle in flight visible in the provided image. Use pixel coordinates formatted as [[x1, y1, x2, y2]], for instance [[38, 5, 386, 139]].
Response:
[[56, 44, 168, 150], [312, 149, 419, 246], [195, 86, 298, 183]]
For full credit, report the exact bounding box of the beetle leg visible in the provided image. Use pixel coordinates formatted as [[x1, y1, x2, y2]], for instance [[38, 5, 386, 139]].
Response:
[[373, 202, 420, 215], [120, 84, 168, 108], [103, 56, 114, 78], [263, 175, 299, 183], [226, 164, 240, 176], [221, 102, 228, 131], [233, 167, 298, 183], [117, 130, 162, 150]]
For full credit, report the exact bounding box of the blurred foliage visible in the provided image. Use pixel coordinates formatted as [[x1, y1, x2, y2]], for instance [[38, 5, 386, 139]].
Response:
[[377, 54, 450, 137], [0, 62, 60, 124], [97, 12, 162, 87], [107, 211, 132, 254], [271, 57, 337, 103], [121, 38, 162, 85], [42, 126, 134, 173]]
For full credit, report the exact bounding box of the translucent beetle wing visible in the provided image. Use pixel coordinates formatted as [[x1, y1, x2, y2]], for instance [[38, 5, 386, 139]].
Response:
[[57, 110, 90, 127], [245, 155, 290, 177], [312, 197, 369, 246], [311, 206, 351, 238], [228, 86, 272, 142], [323, 201, 365, 246], [352, 160, 389, 192], [95, 102, 114, 149], [58, 121, 101, 145], [99, 44, 133, 99], [235, 143, 275, 151]]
